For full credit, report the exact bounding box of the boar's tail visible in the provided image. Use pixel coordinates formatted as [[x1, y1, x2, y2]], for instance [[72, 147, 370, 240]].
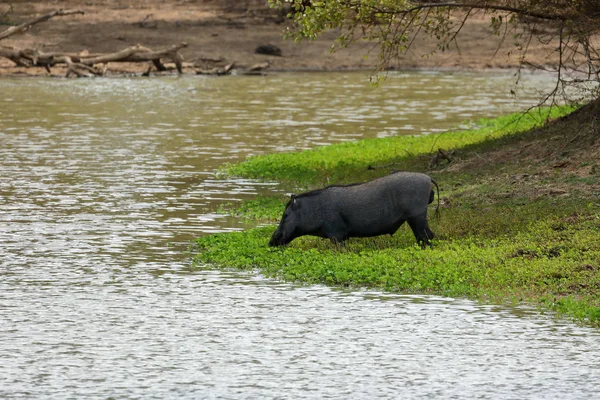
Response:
[[430, 178, 441, 220]]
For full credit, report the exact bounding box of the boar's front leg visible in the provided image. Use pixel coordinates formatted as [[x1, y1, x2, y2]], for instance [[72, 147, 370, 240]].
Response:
[[407, 214, 434, 247], [327, 229, 349, 246], [324, 218, 349, 246]]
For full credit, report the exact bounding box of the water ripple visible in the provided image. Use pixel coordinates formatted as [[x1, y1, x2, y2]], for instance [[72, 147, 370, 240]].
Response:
[[1, 72, 597, 399]]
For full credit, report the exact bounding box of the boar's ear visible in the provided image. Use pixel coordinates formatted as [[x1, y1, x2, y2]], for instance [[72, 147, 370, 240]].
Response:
[[290, 194, 298, 207]]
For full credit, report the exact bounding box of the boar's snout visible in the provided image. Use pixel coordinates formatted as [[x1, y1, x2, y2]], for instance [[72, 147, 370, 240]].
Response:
[[269, 232, 284, 247]]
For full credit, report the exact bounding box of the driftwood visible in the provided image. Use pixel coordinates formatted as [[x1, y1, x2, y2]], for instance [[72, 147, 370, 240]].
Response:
[[56, 56, 99, 78], [196, 62, 236, 76], [0, 42, 189, 76], [0, 9, 84, 41], [195, 61, 271, 76], [0, 46, 30, 66], [0, 8, 187, 77]]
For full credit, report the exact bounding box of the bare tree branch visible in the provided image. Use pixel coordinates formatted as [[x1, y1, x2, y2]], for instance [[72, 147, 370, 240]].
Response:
[[0, 9, 84, 41]]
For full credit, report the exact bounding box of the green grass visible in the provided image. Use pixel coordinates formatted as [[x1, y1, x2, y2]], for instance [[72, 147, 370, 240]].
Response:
[[217, 197, 286, 222], [196, 197, 600, 324], [221, 106, 577, 187], [195, 103, 600, 326]]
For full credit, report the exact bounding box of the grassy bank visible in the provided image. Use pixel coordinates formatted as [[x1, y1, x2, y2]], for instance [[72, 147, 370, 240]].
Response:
[[222, 106, 576, 187], [195, 102, 600, 326]]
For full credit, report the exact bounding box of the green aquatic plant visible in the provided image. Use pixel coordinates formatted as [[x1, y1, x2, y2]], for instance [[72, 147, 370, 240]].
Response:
[[196, 197, 600, 324], [197, 103, 600, 325], [217, 197, 285, 222], [222, 106, 576, 186]]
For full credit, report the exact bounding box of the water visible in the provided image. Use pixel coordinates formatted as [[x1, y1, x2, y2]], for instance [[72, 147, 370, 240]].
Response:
[[1, 71, 599, 398]]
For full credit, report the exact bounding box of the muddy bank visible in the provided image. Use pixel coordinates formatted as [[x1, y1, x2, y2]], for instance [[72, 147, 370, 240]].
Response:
[[0, 0, 561, 77]]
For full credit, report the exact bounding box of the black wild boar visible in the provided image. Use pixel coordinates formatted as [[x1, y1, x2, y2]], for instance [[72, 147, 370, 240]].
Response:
[[269, 171, 439, 247]]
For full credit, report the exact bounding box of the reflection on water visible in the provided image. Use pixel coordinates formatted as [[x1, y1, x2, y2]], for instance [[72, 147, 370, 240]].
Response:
[[3, 269, 600, 399], [1, 72, 599, 398]]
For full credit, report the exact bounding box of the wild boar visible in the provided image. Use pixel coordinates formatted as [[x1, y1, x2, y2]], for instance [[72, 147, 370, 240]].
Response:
[[269, 171, 439, 247]]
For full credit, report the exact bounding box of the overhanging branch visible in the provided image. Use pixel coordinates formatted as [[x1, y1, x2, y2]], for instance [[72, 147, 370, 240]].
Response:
[[346, 1, 568, 22]]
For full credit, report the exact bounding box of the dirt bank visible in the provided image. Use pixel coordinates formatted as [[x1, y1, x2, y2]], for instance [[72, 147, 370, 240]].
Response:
[[0, 0, 561, 77]]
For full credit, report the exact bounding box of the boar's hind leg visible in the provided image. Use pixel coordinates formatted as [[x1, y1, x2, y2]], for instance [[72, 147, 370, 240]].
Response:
[[407, 214, 434, 246]]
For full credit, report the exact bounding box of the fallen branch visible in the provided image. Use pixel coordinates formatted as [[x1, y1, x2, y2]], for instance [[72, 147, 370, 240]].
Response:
[[0, 46, 31, 66], [120, 43, 188, 73], [53, 55, 98, 78], [0, 9, 84, 41], [196, 62, 236, 76], [78, 45, 144, 65], [1, 42, 189, 76]]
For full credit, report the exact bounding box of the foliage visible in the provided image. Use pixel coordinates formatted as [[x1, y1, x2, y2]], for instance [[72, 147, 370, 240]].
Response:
[[271, 0, 600, 101]]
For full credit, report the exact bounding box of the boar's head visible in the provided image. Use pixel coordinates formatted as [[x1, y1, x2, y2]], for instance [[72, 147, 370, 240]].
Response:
[[269, 195, 301, 247]]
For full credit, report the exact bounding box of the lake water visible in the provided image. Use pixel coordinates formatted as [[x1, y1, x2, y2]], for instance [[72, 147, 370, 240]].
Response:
[[1, 71, 599, 398]]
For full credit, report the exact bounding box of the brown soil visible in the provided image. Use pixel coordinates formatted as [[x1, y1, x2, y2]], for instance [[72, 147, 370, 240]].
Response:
[[444, 97, 600, 199], [0, 0, 563, 77]]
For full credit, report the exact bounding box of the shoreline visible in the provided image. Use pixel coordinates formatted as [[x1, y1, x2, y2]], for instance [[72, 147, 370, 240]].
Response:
[[195, 103, 600, 326], [1, 2, 563, 79], [0, 63, 545, 79]]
